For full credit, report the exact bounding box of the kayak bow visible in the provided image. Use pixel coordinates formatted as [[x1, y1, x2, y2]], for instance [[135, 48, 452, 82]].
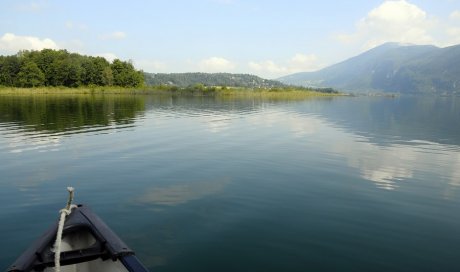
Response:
[[8, 204, 149, 272]]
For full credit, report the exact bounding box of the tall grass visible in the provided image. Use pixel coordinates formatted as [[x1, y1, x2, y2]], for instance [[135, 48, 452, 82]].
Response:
[[0, 85, 343, 100], [0, 86, 148, 95]]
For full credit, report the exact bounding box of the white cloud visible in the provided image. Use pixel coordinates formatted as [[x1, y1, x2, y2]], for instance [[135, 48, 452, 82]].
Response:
[[16, 1, 44, 12], [290, 53, 320, 71], [367, 0, 426, 23], [447, 27, 460, 36], [446, 27, 460, 45], [100, 31, 126, 40], [443, 10, 460, 46], [0, 33, 58, 54], [95, 53, 118, 62], [337, 0, 436, 49], [249, 60, 288, 74], [135, 60, 168, 72], [248, 53, 321, 78], [450, 10, 460, 20], [198, 57, 236, 72]]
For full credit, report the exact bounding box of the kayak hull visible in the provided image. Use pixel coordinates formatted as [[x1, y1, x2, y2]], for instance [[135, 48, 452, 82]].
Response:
[[8, 204, 149, 272]]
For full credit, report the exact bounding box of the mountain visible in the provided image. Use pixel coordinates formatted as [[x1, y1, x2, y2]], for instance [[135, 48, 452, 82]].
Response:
[[279, 42, 460, 94], [144, 72, 285, 88]]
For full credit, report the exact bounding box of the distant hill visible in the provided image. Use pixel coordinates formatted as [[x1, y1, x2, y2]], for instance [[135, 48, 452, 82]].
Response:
[[279, 42, 460, 94], [144, 72, 285, 88]]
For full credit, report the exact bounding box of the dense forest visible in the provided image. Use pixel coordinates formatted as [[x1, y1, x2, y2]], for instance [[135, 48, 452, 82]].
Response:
[[144, 72, 285, 88], [0, 49, 144, 88]]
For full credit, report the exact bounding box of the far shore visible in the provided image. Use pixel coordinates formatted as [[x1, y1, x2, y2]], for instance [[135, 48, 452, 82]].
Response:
[[0, 86, 343, 99]]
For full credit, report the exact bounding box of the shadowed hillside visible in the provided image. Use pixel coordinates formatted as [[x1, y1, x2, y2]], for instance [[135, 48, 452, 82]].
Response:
[[279, 43, 460, 95]]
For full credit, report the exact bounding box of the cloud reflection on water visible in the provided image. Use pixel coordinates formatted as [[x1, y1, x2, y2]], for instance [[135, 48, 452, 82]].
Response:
[[5, 133, 62, 154], [2, 97, 460, 193], [137, 178, 231, 206], [233, 107, 460, 191]]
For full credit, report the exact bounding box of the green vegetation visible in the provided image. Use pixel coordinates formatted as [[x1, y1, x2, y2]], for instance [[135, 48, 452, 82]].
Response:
[[0, 49, 340, 98], [144, 72, 285, 88], [0, 49, 144, 88], [0, 84, 339, 98], [158, 84, 339, 97]]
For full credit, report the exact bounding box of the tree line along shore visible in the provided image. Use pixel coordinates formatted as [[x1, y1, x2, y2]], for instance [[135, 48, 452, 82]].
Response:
[[0, 49, 143, 88], [0, 49, 339, 97]]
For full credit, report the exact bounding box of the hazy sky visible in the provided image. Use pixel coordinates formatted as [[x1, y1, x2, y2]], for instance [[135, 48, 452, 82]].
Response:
[[1, 0, 460, 78]]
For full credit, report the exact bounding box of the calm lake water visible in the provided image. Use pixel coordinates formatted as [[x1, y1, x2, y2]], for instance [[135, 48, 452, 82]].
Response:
[[1, 94, 460, 271]]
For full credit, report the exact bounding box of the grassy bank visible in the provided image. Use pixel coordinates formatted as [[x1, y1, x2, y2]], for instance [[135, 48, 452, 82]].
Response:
[[0, 85, 342, 99], [0, 86, 148, 95]]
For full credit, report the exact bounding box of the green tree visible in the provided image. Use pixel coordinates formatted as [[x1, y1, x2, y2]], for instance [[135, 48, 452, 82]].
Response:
[[0, 49, 144, 88], [82, 57, 112, 86], [81, 58, 97, 85], [0, 56, 21, 86], [111, 59, 143, 87], [16, 61, 45, 87], [102, 66, 114, 86], [53, 55, 83, 87]]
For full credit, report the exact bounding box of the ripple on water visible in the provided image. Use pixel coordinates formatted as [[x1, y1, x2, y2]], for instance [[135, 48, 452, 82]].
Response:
[[0, 118, 141, 154]]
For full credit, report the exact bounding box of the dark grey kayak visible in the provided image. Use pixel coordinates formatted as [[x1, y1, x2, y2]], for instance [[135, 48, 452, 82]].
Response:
[[7, 204, 149, 272]]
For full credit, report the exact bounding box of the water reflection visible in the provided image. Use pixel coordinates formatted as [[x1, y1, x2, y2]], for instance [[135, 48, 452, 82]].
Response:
[[137, 178, 231, 206], [291, 96, 460, 146], [144, 95, 460, 192], [0, 94, 145, 153], [0, 94, 459, 192], [231, 105, 460, 191], [0, 94, 145, 133], [6, 134, 62, 153], [1, 94, 460, 271]]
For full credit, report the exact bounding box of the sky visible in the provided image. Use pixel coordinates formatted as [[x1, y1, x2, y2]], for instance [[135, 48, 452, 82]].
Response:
[[1, 0, 460, 79]]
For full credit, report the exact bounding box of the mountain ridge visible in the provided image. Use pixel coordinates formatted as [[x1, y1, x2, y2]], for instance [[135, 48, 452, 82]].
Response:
[[279, 42, 460, 94]]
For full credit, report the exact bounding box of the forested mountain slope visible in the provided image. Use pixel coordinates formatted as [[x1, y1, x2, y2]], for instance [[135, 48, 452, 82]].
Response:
[[279, 43, 460, 94], [145, 72, 285, 88]]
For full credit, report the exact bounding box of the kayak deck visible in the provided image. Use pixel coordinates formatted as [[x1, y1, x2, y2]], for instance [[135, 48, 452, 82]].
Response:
[[8, 204, 148, 272]]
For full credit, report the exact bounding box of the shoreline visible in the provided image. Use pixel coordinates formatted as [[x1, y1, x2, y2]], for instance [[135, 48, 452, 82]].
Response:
[[0, 86, 342, 98]]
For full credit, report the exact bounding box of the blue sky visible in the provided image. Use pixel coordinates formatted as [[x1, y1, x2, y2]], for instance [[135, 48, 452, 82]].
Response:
[[1, 0, 460, 78]]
